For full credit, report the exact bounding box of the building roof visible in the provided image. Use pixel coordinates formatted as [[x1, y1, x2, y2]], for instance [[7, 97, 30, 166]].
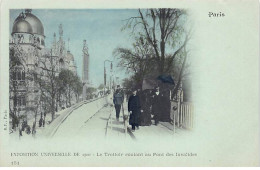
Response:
[[66, 51, 74, 61], [12, 19, 33, 35], [12, 10, 44, 36]]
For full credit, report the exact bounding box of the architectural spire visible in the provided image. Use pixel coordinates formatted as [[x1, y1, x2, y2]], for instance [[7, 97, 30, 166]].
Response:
[[83, 40, 86, 49], [18, 12, 26, 19], [59, 24, 63, 38], [52, 32, 57, 51], [53, 32, 56, 42], [83, 39, 88, 55], [67, 38, 70, 52]]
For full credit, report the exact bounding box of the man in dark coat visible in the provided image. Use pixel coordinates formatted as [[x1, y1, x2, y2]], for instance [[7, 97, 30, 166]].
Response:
[[160, 88, 171, 122], [128, 88, 142, 131], [113, 86, 124, 121], [139, 90, 152, 126], [152, 86, 163, 125]]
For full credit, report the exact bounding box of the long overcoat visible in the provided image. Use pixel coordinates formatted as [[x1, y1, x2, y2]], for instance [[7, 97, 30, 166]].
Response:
[[151, 92, 163, 116], [128, 94, 141, 125], [139, 90, 152, 126]]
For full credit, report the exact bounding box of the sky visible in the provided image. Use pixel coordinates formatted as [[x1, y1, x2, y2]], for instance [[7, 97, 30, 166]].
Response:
[[9, 9, 138, 87]]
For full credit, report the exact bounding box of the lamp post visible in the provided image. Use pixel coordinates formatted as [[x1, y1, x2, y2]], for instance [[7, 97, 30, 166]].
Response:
[[116, 77, 119, 86], [103, 60, 113, 94]]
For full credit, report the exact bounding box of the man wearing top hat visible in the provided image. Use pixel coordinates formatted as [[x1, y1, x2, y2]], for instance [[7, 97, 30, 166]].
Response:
[[128, 87, 142, 131]]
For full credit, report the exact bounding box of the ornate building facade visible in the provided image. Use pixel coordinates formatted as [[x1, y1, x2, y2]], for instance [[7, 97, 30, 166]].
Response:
[[9, 9, 77, 119], [51, 24, 77, 75]]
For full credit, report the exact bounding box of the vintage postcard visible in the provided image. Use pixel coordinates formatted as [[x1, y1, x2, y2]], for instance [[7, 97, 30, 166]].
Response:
[[0, 0, 259, 167]]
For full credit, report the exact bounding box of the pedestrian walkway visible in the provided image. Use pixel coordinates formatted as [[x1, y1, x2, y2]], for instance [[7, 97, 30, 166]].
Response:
[[51, 104, 109, 139], [105, 102, 133, 140], [10, 95, 189, 142]]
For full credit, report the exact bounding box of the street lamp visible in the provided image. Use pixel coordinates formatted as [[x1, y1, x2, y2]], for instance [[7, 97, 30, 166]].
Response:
[[104, 60, 113, 93]]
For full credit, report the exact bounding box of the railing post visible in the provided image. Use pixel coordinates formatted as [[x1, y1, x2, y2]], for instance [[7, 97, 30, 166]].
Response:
[[180, 104, 182, 127], [184, 105, 186, 128], [185, 105, 187, 128], [177, 100, 180, 127], [191, 105, 193, 128], [173, 110, 175, 134], [190, 104, 192, 129], [188, 105, 190, 129], [110, 106, 113, 130], [183, 104, 185, 128], [184, 104, 186, 128]]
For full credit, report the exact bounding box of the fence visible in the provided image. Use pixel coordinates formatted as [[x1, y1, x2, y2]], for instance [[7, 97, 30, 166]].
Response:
[[179, 102, 194, 129], [171, 100, 194, 132]]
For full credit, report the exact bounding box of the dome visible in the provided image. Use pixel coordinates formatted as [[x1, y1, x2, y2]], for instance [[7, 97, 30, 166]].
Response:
[[66, 51, 74, 61], [12, 11, 44, 36], [12, 19, 33, 34], [24, 13, 44, 36]]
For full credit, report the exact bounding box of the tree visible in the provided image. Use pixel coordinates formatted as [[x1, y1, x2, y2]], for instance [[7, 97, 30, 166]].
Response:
[[58, 69, 75, 107], [72, 74, 83, 102], [122, 77, 135, 90], [58, 69, 82, 106], [114, 36, 156, 85], [35, 50, 59, 121], [116, 8, 192, 96], [86, 87, 96, 99]]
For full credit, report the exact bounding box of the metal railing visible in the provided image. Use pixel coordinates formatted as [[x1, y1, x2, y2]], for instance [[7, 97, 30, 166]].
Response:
[[171, 100, 194, 132], [179, 102, 194, 129]]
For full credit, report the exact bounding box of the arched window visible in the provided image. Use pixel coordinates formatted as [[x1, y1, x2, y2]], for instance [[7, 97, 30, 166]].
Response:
[[59, 59, 65, 69], [17, 71, 21, 80], [21, 96, 26, 106], [12, 65, 25, 81], [17, 97, 21, 106], [33, 72, 37, 81], [12, 70, 17, 80], [22, 71, 25, 80], [14, 96, 17, 107]]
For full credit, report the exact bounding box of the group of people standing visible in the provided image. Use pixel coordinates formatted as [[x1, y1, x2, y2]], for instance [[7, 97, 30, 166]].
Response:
[[113, 85, 170, 132]]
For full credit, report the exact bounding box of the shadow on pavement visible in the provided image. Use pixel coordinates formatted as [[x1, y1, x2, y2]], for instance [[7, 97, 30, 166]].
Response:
[[100, 117, 109, 121], [112, 120, 124, 125], [107, 126, 125, 134]]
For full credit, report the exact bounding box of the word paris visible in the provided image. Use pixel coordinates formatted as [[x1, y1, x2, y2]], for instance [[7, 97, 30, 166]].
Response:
[[208, 12, 225, 17]]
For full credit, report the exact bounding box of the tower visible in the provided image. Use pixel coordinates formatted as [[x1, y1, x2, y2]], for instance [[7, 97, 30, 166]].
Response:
[[82, 40, 89, 100], [57, 24, 66, 57]]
